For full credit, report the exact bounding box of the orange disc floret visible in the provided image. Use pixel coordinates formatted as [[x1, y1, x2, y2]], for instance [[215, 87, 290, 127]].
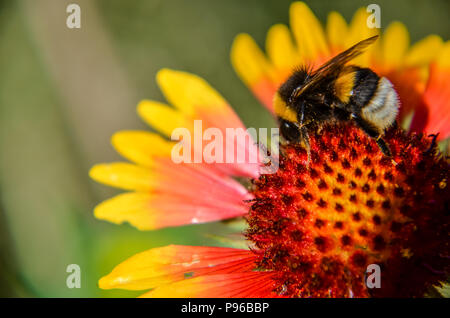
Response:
[[246, 123, 449, 297]]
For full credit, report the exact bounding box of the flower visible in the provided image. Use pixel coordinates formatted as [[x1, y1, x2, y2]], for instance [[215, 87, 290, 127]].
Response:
[[90, 69, 258, 230], [91, 2, 450, 297]]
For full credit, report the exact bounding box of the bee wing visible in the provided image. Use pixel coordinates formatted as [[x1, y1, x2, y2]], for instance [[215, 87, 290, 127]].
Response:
[[292, 35, 379, 98], [313, 35, 378, 77]]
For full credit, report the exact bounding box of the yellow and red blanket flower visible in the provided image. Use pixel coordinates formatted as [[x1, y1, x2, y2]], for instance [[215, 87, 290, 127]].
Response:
[[91, 2, 450, 297]]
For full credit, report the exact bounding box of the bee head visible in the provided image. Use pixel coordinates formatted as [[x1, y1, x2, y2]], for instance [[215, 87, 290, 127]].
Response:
[[274, 68, 310, 118], [275, 68, 316, 143]]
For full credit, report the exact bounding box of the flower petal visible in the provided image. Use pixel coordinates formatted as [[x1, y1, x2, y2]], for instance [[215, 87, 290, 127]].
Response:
[[94, 192, 156, 230], [99, 245, 256, 290], [231, 33, 275, 88], [137, 100, 192, 137], [326, 11, 348, 51], [266, 24, 300, 72], [140, 272, 278, 298], [345, 7, 379, 66], [143, 69, 262, 178], [155, 69, 252, 144], [346, 7, 379, 46], [435, 41, 450, 68], [149, 159, 252, 209], [92, 158, 252, 230], [89, 163, 155, 191], [413, 42, 450, 139], [231, 33, 278, 111], [95, 190, 250, 230], [405, 35, 443, 67], [112, 131, 173, 167], [290, 2, 329, 61], [381, 22, 410, 67], [157, 68, 232, 118]]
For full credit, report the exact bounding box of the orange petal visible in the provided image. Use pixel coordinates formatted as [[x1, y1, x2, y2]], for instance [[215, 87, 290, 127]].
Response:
[[140, 272, 279, 298], [93, 159, 252, 230], [99, 245, 256, 290], [410, 42, 450, 139]]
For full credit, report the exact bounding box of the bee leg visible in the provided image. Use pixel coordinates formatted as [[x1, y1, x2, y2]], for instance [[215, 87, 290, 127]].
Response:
[[424, 133, 439, 155], [351, 113, 393, 158], [375, 136, 392, 157], [300, 127, 311, 165]]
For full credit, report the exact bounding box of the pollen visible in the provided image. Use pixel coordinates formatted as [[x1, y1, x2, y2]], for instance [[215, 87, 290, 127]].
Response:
[[246, 123, 450, 298]]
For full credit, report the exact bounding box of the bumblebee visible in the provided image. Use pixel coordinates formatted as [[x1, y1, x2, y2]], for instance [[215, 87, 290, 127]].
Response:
[[274, 35, 399, 160]]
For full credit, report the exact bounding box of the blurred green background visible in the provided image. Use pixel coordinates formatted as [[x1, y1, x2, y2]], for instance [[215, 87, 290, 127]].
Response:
[[0, 0, 448, 297]]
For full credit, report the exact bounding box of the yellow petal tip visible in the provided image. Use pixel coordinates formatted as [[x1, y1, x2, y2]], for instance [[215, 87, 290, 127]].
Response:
[[98, 275, 123, 290], [156, 68, 176, 85], [89, 164, 106, 182]]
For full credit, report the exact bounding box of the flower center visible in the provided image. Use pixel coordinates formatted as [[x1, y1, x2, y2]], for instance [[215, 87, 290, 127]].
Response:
[[246, 123, 449, 297]]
